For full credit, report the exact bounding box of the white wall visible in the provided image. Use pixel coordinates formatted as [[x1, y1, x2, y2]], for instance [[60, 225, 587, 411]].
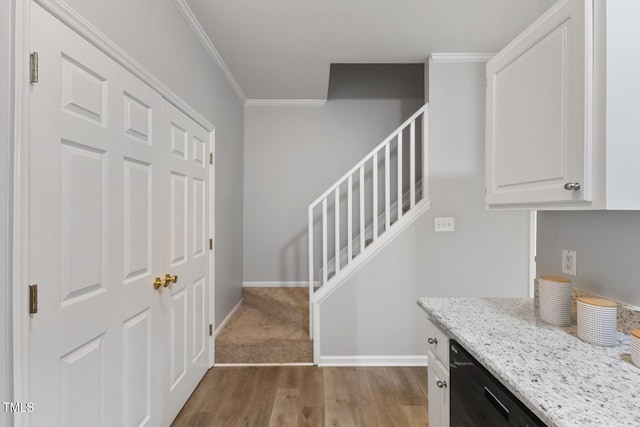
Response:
[[1, 0, 11, 424], [243, 64, 424, 282], [61, 0, 245, 326], [319, 60, 531, 359]]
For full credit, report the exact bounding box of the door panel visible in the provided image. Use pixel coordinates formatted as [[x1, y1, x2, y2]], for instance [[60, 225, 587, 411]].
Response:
[[60, 141, 107, 302], [122, 310, 151, 427], [170, 172, 188, 266], [161, 100, 211, 423], [123, 159, 152, 282]]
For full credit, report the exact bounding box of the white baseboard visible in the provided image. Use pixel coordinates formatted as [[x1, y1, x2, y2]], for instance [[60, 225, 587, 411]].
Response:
[[214, 362, 314, 367], [243, 281, 318, 288], [318, 355, 429, 367], [214, 298, 243, 337]]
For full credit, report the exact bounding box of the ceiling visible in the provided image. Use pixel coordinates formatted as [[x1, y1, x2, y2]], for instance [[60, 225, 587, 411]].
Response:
[[185, 0, 542, 100]]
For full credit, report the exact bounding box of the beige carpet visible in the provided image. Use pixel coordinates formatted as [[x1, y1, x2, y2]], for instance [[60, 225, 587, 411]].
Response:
[[215, 287, 313, 364]]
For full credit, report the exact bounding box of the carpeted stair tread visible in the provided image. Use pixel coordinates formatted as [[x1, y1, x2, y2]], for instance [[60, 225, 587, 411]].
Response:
[[243, 287, 309, 333], [215, 304, 312, 364]]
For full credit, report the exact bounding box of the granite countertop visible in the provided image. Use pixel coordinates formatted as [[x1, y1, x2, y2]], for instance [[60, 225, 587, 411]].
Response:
[[417, 297, 640, 427]]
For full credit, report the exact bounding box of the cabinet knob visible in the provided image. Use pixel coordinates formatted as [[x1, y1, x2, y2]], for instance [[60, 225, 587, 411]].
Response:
[[436, 380, 447, 389], [564, 182, 581, 191], [428, 337, 438, 345]]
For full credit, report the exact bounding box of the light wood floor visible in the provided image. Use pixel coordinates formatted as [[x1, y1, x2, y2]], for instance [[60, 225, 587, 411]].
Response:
[[171, 366, 428, 427]]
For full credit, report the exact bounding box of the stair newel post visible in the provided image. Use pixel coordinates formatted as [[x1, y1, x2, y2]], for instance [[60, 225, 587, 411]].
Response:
[[397, 132, 403, 220], [410, 121, 416, 208], [385, 143, 391, 232], [322, 198, 328, 286], [334, 187, 340, 275], [359, 166, 365, 256], [308, 204, 314, 339], [347, 176, 353, 264]]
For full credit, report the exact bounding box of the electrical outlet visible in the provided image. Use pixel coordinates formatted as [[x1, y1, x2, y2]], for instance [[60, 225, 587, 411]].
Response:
[[434, 217, 455, 232], [562, 250, 577, 276]]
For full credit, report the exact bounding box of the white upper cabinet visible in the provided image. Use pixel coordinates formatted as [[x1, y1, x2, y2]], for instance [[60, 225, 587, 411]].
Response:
[[486, 0, 640, 210]]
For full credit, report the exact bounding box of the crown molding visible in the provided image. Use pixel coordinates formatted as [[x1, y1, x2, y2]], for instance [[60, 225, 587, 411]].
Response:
[[172, 0, 247, 102], [245, 99, 327, 107], [429, 53, 496, 63]]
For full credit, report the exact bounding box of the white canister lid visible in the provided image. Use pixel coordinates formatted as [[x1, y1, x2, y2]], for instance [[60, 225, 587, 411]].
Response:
[[539, 275, 571, 283], [577, 297, 617, 308]]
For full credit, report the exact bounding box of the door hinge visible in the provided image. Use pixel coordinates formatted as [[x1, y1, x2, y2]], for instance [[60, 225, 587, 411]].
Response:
[[209, 238, 213, 250], [30, 52, 39, 84], [29, 284, 38, 314], [209, 324, 213, 336], [209, 153, 213, 165]]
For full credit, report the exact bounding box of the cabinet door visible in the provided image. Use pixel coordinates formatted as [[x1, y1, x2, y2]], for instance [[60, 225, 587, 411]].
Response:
[[428, 352, 450, 427], [486, 0, 592, 206]]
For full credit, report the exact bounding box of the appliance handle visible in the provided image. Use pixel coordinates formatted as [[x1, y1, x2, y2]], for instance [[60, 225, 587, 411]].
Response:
[[484, 386, 509, 421]]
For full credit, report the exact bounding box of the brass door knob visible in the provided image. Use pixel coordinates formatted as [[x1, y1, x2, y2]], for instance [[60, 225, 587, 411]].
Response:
[[164, 274, 178, 287], [153, 277, 166, 290]]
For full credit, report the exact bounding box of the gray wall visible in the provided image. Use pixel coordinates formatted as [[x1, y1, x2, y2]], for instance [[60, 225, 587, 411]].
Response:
[[539, 0, 559, 14], [319, 60, 531, 357], [243, 64, 424, 282], [1, 0, 10, 424], [537, 211, 640, 306]]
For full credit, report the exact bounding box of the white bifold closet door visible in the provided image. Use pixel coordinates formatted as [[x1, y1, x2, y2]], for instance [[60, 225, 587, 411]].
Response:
[[28, 4, 211, 427]]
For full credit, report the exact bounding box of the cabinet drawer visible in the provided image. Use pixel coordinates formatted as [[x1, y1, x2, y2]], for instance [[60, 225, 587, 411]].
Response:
[[426, 318, 449, 367]]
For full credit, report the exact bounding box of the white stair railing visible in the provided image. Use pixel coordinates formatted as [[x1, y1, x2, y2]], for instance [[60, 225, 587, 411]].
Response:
[[307, 104, 429, 337]]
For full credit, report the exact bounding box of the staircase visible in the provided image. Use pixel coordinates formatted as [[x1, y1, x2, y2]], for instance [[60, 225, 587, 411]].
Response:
[[216, 104, 430, 365], [215, 287, 313, 364], [308, 104, 430, 360]]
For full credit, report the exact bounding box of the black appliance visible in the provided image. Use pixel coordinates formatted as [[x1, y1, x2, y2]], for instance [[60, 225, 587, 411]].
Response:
[[449, 339, 547, 426]]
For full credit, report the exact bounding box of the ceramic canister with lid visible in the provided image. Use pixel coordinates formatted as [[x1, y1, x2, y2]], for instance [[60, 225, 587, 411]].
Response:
[[577, 297, 617, 346], [538, 275, 572, 326]]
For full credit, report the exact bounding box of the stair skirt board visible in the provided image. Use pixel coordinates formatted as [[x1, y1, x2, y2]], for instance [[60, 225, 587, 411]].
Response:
[[243, 281, 318, 287], [318, 356, 429, 367], [214, 298, 243, 338]]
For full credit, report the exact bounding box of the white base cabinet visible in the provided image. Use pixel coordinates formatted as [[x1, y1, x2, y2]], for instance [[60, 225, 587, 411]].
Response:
[[426, 319, 450, 427], [486, 0, 640, 210]]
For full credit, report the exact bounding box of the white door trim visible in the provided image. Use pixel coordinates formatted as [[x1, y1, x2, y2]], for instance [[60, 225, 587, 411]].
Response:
[[12, 1, 32, 424], [11, 1, 217, 423], [208, 130, 216, 368]]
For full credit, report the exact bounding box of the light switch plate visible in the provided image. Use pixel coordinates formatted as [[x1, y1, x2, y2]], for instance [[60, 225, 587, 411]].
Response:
[[435, 217, 455, 232]]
